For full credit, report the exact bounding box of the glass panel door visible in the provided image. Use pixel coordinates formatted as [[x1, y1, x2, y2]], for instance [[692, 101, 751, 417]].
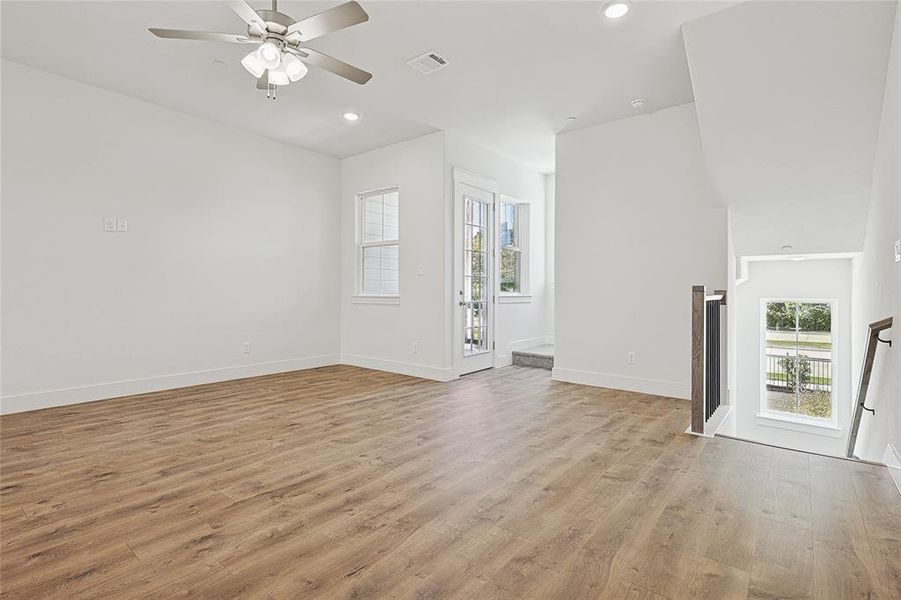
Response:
[[453, 175, 495, 375], [463, 196, 490, 355]]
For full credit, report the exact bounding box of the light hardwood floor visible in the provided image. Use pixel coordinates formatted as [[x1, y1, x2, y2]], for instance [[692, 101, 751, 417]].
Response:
[[1, 365, 899, 599]]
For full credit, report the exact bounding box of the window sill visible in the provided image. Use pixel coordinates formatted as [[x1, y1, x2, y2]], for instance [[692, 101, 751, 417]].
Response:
[[352, 295, 400, 305], [755, 412, 842, 437], [499, 295, 532, 304]]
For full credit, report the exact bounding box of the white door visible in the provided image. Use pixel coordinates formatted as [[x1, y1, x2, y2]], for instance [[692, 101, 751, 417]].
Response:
[[454, 176, 496, 375]]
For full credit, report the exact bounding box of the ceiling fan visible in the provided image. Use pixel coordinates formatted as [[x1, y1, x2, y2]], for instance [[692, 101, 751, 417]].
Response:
[[150, 0, 371, 95]]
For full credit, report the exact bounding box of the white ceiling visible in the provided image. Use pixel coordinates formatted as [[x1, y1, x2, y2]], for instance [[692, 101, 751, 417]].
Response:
[[684, 0, 897, 255], [1, 0, 734, 173]]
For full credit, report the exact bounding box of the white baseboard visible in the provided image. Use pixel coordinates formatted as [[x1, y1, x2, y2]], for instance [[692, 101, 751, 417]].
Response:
[[685, 404, 733, 438], [0, 354, 341, 415], [551, 366, 689, 400], [507, 336, 554, 353], [339, 354, 456, 382], [884, 443, 901, 497], [495, 353, 513, 368]]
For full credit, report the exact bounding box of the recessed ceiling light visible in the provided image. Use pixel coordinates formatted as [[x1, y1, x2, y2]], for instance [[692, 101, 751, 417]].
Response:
[[603, 1, 631, 19], [343, 112, 360, 121], [781, 245, 794, 253], [212, 59, 227, 69], [631, 98, 647, 110], [567, 116, 577, 121]]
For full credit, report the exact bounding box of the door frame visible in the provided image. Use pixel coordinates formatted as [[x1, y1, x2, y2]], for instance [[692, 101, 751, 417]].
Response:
[[452, 168, 498, 376]]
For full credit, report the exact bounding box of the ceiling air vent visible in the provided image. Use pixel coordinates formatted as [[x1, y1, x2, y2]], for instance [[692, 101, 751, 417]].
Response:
[[407, 51, 448, 75]]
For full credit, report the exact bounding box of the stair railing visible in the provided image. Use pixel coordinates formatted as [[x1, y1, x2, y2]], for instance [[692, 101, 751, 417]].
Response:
[[846, 316, 893, 458], [690, 285, 727, 436]]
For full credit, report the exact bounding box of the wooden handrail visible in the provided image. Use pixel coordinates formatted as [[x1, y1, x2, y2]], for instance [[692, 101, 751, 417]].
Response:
[[691, 286, 706, 434], [846, 317, 893, 458]]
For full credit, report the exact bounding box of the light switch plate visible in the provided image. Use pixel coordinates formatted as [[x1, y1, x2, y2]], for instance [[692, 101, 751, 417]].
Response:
[[103, 217, 116, 232], [894, 239, 900, 263], [116, 218, 128, 232]]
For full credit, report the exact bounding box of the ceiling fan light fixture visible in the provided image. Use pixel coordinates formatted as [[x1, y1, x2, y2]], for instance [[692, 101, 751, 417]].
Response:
[[241, 49, 266, 78], [282, 52, 308, 82], [257, 40, 282, 69], [268, 66, 291, 86], [149, 1, 373, 88]]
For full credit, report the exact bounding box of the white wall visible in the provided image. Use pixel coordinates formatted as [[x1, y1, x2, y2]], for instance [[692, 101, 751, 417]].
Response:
[[733, 259, 854, 456], [339, 132, 551, 379], [545, 174, 556, 340], [684, 0, 896, 256], [554, 103, 727, 399], [851, 4, 901, 466], [1, 60, 341, 413], [2, 61, 556, 412], [443, 134, 552, 368], [721, 210, 739, 435], [338, 133, 551, 378], [339, 132, 451, 380]]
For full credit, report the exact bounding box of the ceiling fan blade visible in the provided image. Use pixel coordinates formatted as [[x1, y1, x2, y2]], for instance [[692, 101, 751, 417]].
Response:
[[257, 70, 269, 90], [228, 0, 267, 30], [286, 1, 369, 42], [149, 28, 254, 43], [288, 47, 371, 84]]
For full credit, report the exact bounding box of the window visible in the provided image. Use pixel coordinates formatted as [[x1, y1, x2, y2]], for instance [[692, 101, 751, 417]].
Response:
[[762, 300, 835, 423], [498, 200, 529, 296], [358, 188, 399, 296]]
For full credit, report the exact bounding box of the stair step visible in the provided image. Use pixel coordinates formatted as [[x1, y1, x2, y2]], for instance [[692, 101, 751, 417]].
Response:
[[512, 349, 554, 370]]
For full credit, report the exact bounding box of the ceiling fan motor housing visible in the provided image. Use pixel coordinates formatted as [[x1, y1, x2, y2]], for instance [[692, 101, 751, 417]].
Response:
[[255, 10, 296, 36], [262, 34, 287, 51]]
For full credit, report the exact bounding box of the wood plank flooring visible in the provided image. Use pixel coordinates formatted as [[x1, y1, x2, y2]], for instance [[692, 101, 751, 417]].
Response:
[[1, 365, 899, 599]]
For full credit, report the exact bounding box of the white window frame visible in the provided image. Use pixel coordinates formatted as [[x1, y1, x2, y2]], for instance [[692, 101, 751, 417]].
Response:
[[354, 187, 400, 302], [497, 196, 531, 303], [757, 297, 839, 433]]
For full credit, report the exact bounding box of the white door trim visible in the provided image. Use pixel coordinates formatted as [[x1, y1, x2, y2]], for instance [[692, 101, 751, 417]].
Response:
[[453, 167, 499, 193], [453, 169, 498, 376]]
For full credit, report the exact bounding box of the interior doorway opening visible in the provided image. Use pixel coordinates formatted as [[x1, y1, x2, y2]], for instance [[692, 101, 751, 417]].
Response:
[[451, 169, 555, 377]]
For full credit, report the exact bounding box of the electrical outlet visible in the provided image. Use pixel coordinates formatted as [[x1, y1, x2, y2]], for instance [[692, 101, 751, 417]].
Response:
[[242, 341, 251, 354], [116, 218, 128, 232], [412, 341, 419, 354], [627, 352, 637, 365], [894, 239, 900, 263]]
